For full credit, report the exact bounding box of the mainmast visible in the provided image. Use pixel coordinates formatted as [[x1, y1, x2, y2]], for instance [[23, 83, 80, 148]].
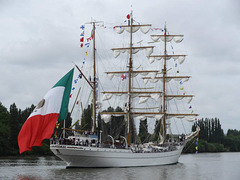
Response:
[[101, 14, 159, 145], [127, 14, 133, 145], [162, 25, 167, 140]]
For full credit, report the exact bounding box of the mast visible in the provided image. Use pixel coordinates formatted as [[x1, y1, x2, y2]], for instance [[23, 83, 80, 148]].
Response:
[[162, 24, 167, 140], [100, 16, 199, 147], [102, 15, 155, 145], [127, 13, 133, 145], [75, 22, 98, 132], [86, 19, 102, 133], [92, 21, 97, 133]]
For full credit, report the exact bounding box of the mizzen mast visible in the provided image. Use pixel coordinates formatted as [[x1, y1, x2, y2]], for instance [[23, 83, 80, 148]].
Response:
[[149, 25, 198, 141]]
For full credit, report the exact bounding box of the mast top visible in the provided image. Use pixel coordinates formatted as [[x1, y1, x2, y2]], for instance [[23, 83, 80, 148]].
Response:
[[85, 19, 104, 25]]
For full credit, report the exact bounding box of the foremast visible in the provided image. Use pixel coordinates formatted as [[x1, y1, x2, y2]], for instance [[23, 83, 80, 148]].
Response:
[[92, 21, 97, 133], [86, 20, 102, 133]]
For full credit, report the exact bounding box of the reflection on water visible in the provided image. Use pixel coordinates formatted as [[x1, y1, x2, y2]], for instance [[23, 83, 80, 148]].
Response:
[[0, 153, 240, 180]]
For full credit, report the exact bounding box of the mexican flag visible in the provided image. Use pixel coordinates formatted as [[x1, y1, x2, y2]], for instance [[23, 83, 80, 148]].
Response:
[[18, 68, 74, 154]]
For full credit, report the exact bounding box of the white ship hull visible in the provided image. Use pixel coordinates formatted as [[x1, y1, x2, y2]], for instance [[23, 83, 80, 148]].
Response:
[[50, 144, 184, 168]]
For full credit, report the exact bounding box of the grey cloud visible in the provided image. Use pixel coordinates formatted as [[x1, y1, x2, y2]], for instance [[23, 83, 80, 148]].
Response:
[[1, 0, 239, 132]]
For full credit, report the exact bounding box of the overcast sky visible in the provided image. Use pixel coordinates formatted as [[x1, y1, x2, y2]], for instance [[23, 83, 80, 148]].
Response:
[[1, 0, 240, 132]]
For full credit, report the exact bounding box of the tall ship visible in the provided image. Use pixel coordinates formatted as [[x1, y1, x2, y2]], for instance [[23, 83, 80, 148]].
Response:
[[50, 13, 200, 168]]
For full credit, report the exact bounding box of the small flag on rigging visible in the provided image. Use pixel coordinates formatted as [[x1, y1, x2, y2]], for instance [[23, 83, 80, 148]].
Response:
[[80, 25, 85, 30]]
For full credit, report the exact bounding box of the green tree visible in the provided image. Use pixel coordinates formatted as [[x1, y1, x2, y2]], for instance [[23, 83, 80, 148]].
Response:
[[138, 118, 150, 143], [80, 104, 92, 131], [222, 129, 240, 151], [0, 102, 10, 156], [20, 105, 35, 124], [152, 118, 165, 142], [75, 121, 81, 130], [101, 106, 126, 142], [9, 103, 20, 154], [226, 129, 240, 136], [111, 106, 125, 139], [191, 118, 227, 153]]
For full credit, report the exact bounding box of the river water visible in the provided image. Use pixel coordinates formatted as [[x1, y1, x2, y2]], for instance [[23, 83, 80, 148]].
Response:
[[0, 153, 239, 180]]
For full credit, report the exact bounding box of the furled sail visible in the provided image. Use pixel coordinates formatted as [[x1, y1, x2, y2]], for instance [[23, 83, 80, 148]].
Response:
[[102, 91, 162, 102], [185, 126, 200, 142], [136, 114, 164, 121], [112, 46, 154, 58], [101, 113, 126, 123], [165, 95, 194, 104], [151, 35, 184, 43], [133, 113, 164, 120], [167, 113, 198, 122], [148, 55, 186, 64], [113, 24, 152, 34], [142, 76, 190, 84], [102, 93, 113, 101], [106, 70, 159, 80]]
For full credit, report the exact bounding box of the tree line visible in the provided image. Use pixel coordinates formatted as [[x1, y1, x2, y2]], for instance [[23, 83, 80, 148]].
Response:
[[185, 118, 240, 153], [1, 101, 240, 156], [78, 106, 240, 153], [0, 102, 72, 156]]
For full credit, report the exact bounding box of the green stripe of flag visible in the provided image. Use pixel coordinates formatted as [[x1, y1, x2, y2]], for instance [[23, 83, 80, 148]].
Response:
[[53, 68, 74, 121]]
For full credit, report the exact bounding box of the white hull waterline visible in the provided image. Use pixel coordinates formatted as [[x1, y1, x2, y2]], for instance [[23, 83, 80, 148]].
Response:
[[50, 144, 184, 168]]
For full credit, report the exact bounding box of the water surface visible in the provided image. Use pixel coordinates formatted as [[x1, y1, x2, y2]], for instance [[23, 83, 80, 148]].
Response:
[[0, 153, 239, 180]]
